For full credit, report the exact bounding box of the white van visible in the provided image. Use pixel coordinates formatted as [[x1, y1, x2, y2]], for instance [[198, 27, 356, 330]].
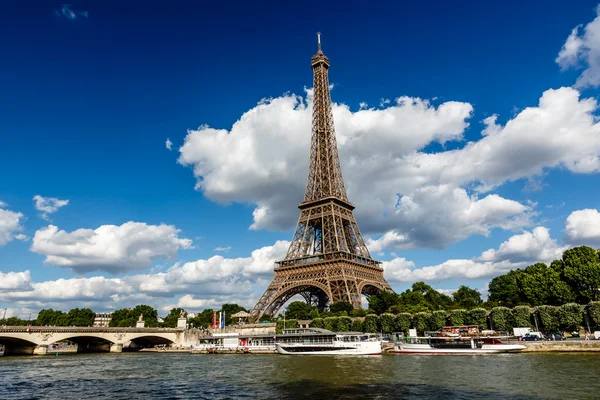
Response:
[[594, 331, 600, 340]]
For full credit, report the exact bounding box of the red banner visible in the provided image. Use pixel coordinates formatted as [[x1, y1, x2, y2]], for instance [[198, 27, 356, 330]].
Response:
[[212, 311, 217, 329]]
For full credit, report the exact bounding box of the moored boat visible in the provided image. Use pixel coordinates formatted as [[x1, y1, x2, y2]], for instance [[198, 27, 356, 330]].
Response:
[[394, 336, 526, 354], [275, 332, 382, 355]]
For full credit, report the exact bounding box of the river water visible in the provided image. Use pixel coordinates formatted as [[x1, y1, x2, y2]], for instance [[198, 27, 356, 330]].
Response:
[[1, 353, 598, 399]]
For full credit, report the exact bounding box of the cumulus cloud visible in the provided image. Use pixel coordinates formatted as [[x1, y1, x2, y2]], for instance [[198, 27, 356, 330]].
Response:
[[178, 81, 600, 249], [564, 209, 600, 247], [166, 138, 173, 150], [0, 203, 26, 246], [33, 195, 69, 220], [55, 4, 88, 20], [0, 271, 32, 291], [556, 5, 600, 87], [479, 226, 568, 263], [2, 240, 287, 311], [384, 226, 567, 283], [30, 222, 193, 274]]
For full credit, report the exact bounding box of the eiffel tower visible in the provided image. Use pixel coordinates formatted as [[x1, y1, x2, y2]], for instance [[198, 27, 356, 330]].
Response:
[[250, 33, 392, 322]]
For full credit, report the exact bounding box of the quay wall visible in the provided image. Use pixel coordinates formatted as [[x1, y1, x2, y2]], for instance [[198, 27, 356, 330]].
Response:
[[522, 340, 600, 352]]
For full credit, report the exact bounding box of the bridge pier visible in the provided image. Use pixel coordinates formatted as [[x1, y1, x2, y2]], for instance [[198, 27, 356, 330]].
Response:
[[33, 345, 48, 355], [110, 343, 123, 353]]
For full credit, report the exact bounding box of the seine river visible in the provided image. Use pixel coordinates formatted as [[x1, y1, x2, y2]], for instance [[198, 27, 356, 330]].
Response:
[[1, 353, 598, 399]]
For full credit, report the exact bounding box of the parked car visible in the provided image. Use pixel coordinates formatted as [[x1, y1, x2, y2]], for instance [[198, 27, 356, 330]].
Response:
[[521, 333, 542, 341], [544, 332, 566, 341], [570, 331, 580, 338]]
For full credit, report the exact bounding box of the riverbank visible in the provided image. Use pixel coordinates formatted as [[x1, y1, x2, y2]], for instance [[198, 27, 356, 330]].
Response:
[[522, 340, 600, 352]]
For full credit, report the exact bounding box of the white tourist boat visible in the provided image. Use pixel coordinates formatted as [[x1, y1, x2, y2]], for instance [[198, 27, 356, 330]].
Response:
[[394, 336, 526, 354], [275, 332, 382, 355]]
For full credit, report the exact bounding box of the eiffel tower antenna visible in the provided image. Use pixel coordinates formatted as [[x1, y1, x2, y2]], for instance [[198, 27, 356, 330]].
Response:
[[250, 34, 392, 322]]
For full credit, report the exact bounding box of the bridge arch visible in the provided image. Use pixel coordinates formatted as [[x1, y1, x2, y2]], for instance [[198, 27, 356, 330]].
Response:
[[0, 337, 39, 356]]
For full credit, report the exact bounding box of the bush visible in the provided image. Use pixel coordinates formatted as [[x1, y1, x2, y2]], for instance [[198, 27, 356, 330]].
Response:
[[467, 308, 488, 330], [364, 314, 380, 333], [351, 318, 364, 332], [560, 303, 583, 331], [380, 313, 396, 334], [490, 307, 511, 332], [337, 316, 352, 332], [536, 306, 558, 333], [511, 306, 531, 328], [310, 318, 324, 329], [430, 310, 447, 331], [448, 309, 468, 326], [413, 312, 431, 333], [587, 301, 600, 329], [395, 313, 412, 334], [324, 317, 338, 332]]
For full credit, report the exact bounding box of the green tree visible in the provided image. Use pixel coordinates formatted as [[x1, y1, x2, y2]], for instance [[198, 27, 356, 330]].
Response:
[[562, 246, 600, 303], [309, 309, 320, 320], [413, 312, 431, 333], [489, 307, 511, 332], [467, 308, 488, 330], [520, 263, 574, 306], [5, 317, 29, 326], [188, 309, 215, 329], [536, 305, 559, 333], [351, 318, 364, 332], [448, 309, 468, 326], [453, 286, 483, 309], [109, 308, 133, 327], [130, 305, 159, 328], [163, 308, 187, 328], [380, 313, 395, 334], [330, 301, 354, 315], [430, 310, 447, 331], [368, 291, 400, 314], [324, 317, 338, 332], [285, 301, 315, 320], [221, 304, 248, 325], [395, 313, 412, 334], [559, 303, 583, 332], [310, 318, 325, 329], [276, 318, 298, 333], [337, 316, 352, 332], [488, 271, 525, 306], [350, 309, 367, 317], [67, 308, 95, 327], [511, 306, 531, 328], [364, 314, 380, 333], [587, 301, 600, 329]]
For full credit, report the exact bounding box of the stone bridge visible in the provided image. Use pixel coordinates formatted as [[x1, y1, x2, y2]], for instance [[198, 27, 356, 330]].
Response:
[[0, 326, 186, 355]]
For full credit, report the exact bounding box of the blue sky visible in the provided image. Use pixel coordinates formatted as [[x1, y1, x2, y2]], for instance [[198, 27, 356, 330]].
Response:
[[2, 1, 600, 317]]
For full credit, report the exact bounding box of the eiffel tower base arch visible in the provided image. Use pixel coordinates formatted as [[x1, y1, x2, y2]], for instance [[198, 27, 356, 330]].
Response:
[[250, 258, 392, 321]]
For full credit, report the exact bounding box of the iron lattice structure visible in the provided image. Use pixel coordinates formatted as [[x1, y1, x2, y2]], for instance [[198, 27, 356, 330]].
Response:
[[250, 34, 392, 322]]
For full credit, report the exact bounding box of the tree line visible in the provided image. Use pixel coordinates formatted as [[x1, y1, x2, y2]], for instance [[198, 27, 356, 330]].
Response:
[[488, 245, 600, 306], [294, 302, 600, 334]]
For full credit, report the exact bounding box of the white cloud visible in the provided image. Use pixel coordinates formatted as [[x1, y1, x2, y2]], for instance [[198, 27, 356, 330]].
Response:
[[479, 226, 568, 264], [33, 195, 69, 220], [0, 203, 26, 246], [556, 6, 600, 87], [564, 209, 600, 247], [166, 138, 173, 150], [214, 246, 231, 252], [384, 226, 567, 283], [30, 222, 193, 274], [0, 271, 32, 291], [178, 82, 600, 249], [55, 4, 88, 20], [1, 240, 287, 311]]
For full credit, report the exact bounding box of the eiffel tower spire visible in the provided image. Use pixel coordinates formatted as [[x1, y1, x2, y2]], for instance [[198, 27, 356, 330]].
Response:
[[250, 34, 392, 322]]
